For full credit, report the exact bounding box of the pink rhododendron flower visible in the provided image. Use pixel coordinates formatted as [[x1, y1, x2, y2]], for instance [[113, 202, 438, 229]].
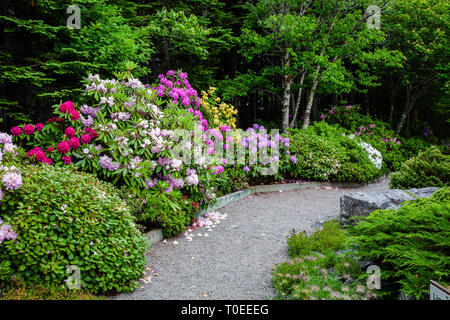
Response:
[[35, 123, 45, 131], [212, 165, 224, 175]]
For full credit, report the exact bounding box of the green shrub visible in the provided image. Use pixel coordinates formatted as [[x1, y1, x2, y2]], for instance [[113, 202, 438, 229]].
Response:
[[0, 164, 148, 294], [213, 166, 249, 197], [123, 186, 198, 239], [390, 146, 450, 189], [324, 105, 430, 171], [346, 187, 450, 299], [286, 122, 379, 183], [283, 129, 342, 181], [287, 220, 347, 257]]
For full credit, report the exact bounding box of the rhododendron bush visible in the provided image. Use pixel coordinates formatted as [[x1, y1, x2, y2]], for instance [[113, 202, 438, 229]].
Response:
[[9, 68, 291, 235], [11, 69, 219, 209]]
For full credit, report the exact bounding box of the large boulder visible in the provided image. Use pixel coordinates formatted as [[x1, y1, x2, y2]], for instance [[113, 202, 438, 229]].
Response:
[[340, 187, 441, 224]]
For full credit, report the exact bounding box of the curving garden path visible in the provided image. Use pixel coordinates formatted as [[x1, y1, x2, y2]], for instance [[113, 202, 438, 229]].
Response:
[[114, 178, 389, 300]]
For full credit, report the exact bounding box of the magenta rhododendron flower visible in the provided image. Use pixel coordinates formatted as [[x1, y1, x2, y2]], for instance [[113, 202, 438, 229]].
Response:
[[62, 155, 72, 164], [80, 134, 91, 144], [35, 150, 47, 162], [212, 165, 224, 175], [69, 137, 80, 150], [88, 129, 98, 139], [47, 147, 55, 153], [10, 127, 21, 136], [23, 124, 35, 135], [70, 110, 79, 121], [59, 101, 75, 113], [65, 126, 76, 138], [35, 123, 45, 131], [57, 141, 71, 154]]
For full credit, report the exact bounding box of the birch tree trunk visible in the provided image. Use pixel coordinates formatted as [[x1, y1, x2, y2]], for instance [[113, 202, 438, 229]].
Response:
[[289, 72, 306, 128], [281, 52, 292, 133], [302, 66, 321, 129], [282, 77, 292, 132]]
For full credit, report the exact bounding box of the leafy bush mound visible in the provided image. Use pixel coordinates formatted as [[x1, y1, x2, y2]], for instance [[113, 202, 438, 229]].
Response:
[[324, 104, 430, 171], [283, 129, 342, 181], [347, 187, 450, 299], [272, 220, 378, 300], [123, 186, 197, 239], [285, 122, 380, 183], [287, 220, 347, 257], [390, 146, 449, 189], [0, 164, 148, 294]]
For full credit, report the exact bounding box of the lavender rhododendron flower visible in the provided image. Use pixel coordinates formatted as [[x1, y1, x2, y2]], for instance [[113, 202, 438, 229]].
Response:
[[99, 155, 120, 171], [2, 171, 22, 190], [0, 219, 17, 244], [0, 133, 12, 144]]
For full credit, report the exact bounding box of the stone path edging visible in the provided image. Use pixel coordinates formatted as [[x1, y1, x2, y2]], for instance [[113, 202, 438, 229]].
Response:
[[144, 176, 388, 245]]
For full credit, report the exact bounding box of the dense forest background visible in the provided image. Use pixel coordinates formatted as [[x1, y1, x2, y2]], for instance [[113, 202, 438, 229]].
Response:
[[1, 0, 448, 139]]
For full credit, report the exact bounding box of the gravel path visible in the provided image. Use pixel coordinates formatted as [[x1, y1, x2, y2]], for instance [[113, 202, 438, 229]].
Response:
[[114, 178, 389, 300]]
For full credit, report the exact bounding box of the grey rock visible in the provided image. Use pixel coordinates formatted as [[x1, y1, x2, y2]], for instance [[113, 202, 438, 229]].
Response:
[[340, 187, 441, 225]]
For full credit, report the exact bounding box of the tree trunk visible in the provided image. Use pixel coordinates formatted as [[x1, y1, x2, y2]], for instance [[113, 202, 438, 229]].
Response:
[[302, 67, 321, 129], [281, 52, 292, 133], [396, 111, 408, 135], [281, 77, 292, 133], [396, 84, 413, 135], [290, 72, 306, 128]]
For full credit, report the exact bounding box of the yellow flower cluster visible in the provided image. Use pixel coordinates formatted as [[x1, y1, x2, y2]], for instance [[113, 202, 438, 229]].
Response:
[[200, 87, 238, 129]]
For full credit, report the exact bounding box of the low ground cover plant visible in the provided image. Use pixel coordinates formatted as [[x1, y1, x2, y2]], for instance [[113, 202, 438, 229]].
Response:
[[272, 220, 378, 300], [346, 187, 450, 299], [0, 279, 105, 300]]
